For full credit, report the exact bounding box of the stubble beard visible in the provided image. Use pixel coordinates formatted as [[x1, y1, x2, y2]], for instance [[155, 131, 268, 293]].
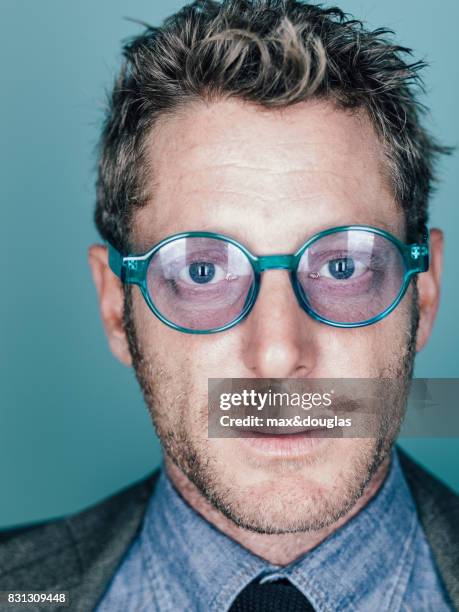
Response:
[[122, 284, 419, 534]]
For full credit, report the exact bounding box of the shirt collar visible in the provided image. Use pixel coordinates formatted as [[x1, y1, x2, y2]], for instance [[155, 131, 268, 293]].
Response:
[[139, 447, 418, 611]]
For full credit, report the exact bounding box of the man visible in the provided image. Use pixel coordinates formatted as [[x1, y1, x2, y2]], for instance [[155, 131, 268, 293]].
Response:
[[1, 1, 457, 610]]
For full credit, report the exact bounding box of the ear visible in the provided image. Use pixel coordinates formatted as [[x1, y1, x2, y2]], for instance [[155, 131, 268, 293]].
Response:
[[88, 244, 132, 366], [415, 228, 443, 352]]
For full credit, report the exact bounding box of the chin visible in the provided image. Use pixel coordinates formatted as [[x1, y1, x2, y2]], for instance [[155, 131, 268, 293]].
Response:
[[196, 438, 381, 533], [206, 473, 359, 534]]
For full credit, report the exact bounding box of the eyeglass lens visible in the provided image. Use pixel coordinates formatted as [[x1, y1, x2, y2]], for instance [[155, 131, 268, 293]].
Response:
[[146, 237, 255, 330], [296, 231, 405, 324]]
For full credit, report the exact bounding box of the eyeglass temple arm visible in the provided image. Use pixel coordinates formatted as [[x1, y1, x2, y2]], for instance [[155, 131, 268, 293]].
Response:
[[106, 242, 124, 279], [106, 242, 146, 284]]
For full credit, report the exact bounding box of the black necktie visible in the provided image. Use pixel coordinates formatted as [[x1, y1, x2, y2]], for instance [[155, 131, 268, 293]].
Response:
[[228, 578, 315, 612]]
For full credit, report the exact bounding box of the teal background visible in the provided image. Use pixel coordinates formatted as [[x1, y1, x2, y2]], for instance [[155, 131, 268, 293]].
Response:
[[1, 0, 457, 528]]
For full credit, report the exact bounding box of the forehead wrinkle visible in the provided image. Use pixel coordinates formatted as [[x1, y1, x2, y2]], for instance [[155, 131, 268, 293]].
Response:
[[146, 152, 389, 221], [149, 138, 382, 195], [151, 136, 366, 178], [149, 164, 385, 216], [148, 99, 379, 167], [147, 97, 386, 168]]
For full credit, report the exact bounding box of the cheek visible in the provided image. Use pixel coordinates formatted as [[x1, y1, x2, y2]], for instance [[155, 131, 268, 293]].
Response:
[[317, 293, 414, 377], [133, 300, 228, 420], [133, 290, 191, 363], [365, 293, 415, 373]]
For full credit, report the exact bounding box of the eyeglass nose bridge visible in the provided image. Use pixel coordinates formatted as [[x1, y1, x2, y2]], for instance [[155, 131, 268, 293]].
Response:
[[256, 254, 296, 272]]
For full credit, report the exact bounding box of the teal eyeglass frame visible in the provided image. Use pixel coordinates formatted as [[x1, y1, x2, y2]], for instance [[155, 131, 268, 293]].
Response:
[[107, 225, 429, 334]]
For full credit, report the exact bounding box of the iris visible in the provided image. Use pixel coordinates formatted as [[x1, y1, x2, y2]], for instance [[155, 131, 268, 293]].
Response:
[[189, 262, 215, 284], [328, 257, 355, 280]]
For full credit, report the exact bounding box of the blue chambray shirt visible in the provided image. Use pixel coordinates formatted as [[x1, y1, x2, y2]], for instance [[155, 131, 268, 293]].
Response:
[[96, 448, 452, 611]]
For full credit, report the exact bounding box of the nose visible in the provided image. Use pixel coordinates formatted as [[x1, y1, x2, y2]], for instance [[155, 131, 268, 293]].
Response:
[[241, 270, 318, 378]]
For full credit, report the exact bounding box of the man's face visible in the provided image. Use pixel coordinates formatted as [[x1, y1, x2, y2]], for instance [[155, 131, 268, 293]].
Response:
[[123, 99, 417, 533]]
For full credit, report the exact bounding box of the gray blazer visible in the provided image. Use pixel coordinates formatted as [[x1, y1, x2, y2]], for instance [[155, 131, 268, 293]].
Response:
[[0, 449, 458, 611]]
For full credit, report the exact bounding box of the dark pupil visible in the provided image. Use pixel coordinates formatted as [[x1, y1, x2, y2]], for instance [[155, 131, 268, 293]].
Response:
[[328, 257, 355, 280], [189, 261, 215, 284]]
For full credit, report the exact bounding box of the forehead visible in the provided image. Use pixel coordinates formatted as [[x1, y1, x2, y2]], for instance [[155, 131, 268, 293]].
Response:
[[132, 98, 401, 252]]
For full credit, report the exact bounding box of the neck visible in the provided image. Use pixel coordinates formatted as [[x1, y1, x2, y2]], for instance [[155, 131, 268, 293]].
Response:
[[164, 455, 390, 566]]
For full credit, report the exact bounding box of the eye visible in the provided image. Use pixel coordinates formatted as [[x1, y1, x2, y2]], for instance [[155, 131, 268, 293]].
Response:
[[319, 256, 367, 280], [179, 261, 226, 284]]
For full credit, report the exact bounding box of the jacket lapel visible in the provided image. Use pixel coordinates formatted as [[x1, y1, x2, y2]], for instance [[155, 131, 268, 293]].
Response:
[[398, 448, 459, 609]]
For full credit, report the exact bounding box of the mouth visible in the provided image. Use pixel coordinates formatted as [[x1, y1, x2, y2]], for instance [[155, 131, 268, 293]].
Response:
[[235, 427, 332, 457]]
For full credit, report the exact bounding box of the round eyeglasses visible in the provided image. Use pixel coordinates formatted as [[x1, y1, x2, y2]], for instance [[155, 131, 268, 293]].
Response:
[[107, 225, 429, 334]]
